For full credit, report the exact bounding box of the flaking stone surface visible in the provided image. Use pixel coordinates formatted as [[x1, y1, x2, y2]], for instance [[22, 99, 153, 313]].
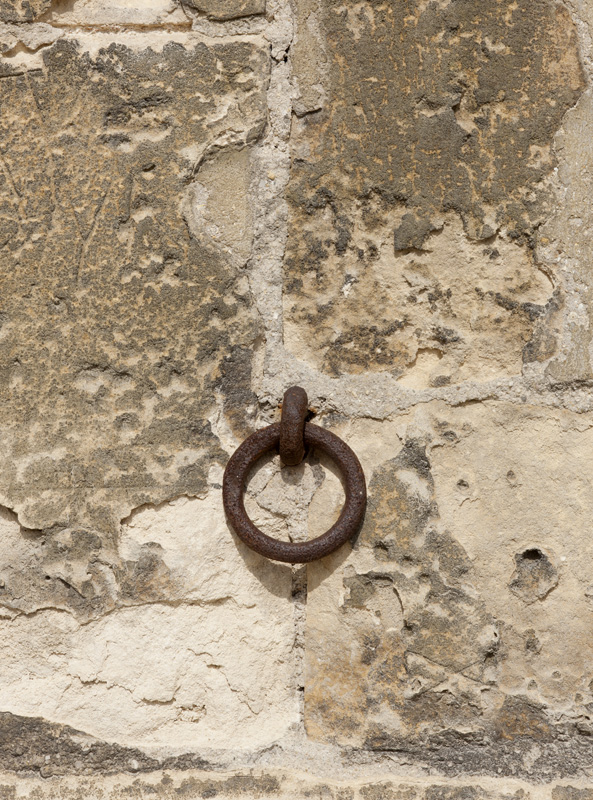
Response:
[[0, 37, 301, 753], [0, 493, 297, 751], [305, 405, 593, 778], [0, 37, 266, 542], [284, 0, 585, 380], [0, 770, 558, 798]]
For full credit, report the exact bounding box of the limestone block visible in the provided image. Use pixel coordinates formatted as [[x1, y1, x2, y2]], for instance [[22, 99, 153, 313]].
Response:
[[305, 404, 593, 778], [0, 36, 267, 542], [285, 217, 558, 386], [0, 492, 297, 751], [44, 0, 189, 26], [285, 0, 584, 379]]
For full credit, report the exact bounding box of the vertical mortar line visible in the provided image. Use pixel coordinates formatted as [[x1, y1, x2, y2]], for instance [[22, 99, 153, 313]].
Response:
[[246, 0, 295, 354], [245, 0, 308, 728], [534, 0, 593, 395]]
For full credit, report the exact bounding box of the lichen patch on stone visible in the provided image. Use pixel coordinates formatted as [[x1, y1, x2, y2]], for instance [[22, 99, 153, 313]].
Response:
[[0, 0, 53, 22]]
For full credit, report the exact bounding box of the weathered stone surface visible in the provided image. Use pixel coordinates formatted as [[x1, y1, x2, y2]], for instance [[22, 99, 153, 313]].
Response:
[[0, 491, 297, 750], [44, 0, 189, 26], [285, 0, 584, 378], [1, 0, 593, 789], [0, 23, 60, 56], [0, 36, 297, 754], [183, 0, 265, 21], [289, 0, 326, 116], [0, 37, 266, 542], [0, 771, 554, 799], [305, 404, 593, 778], [286, 217, 558, 385], [0, 0, 52, 22], [539, 84, 593, 383]]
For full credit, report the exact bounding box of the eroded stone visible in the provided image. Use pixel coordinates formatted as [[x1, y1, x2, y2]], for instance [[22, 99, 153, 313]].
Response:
[[285, 217, 557, 384], [43, 0, 189, 26], [0, 772, 549, 798], [285, 0, 584, 378], [289, 0, 327, 116], [0, 493, 297, 750], [0, 37, 266, 542], [540, 86, 593, 383], [305, 404, 593, 777], [509, 548, 559, 605]]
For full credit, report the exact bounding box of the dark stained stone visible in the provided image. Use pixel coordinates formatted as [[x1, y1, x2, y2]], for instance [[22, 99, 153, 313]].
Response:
[[285, 0, 584, 377], [0, 38, 267, 541], [0, 0, 52, 22]]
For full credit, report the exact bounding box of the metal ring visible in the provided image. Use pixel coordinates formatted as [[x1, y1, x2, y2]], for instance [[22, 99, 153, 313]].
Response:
[[279, 386, 308, 466], [222, 422, 367, 563]]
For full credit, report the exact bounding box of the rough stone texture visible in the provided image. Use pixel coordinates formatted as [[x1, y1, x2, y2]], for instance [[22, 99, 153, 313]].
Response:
[[289, 0, 326, 116], [183, 0, 265, 21], [0, 0, 52, 22], [0, 771, 562, 799], [0, 491, 297, 751], [305, 405, 593, 778], [539, 83, 593, 383], [2, 0, 593, 792], [42, 0, 189, 27], [284, 0, 584, 379], [0, 22, 60, 55], [286, 217, 558, 386], [0, 29, 301, 758], [0, 36, 266, 541]]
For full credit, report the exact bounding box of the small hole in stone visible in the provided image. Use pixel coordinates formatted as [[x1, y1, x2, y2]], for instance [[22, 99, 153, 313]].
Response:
[[457, 479, 469, 489], [522, 548, 542, 561], [45, 575, 51, 581]]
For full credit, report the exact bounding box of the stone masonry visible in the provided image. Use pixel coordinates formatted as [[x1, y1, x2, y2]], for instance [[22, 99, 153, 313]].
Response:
[[0, 0, 593, 797]]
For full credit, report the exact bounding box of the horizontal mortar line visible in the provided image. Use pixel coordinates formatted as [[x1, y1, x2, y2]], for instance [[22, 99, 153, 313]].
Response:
[[45, 23, 195, 32], [45, 21, 267, 32]]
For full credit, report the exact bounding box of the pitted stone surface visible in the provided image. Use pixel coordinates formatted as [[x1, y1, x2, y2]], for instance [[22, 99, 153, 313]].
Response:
[[286, 217, 559, 385], [284, 0, 584, 378], [305, 405, 593, 778], [0, 37, 266, 541]]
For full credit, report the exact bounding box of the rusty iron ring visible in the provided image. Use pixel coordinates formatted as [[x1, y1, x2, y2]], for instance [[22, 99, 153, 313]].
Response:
[[279, 386, 308, 466], [222, 421, 367, 564]]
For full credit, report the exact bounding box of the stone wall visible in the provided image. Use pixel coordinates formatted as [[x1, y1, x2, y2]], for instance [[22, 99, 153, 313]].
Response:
[[1, 0, 593, 796]]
